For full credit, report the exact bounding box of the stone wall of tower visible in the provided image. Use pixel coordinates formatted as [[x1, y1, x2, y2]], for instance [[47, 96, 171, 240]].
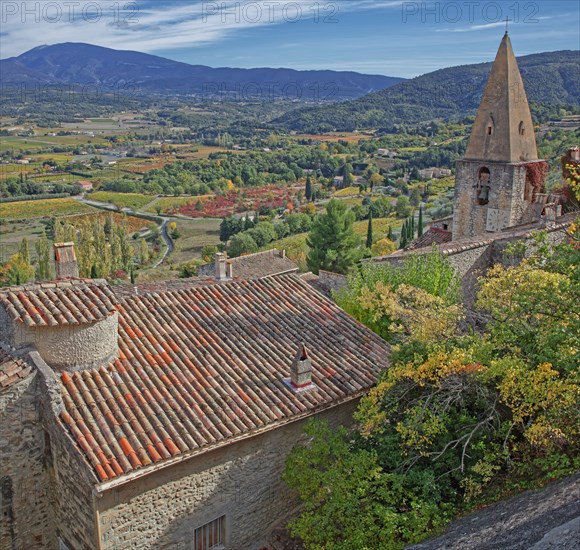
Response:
[[453, 160, 528, 240]]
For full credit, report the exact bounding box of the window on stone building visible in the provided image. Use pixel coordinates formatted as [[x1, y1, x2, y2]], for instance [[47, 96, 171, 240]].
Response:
[[487, 126, 493, 135], [194, 515, 226, 550], [519, 121, 525, 136]]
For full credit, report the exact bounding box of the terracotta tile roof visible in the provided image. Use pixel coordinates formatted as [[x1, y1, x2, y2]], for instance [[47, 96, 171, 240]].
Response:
[[58, 274, 390, 482], [372, 212, 578, 261], [0, 279, 117, 328], [405, 227, 453, 251], [0, 350, 33, 391], [112, 277, 219, 299], [198, 249, 299, 280]]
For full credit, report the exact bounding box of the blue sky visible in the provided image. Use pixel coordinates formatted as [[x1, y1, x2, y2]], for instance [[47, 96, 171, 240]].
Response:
[[2, 1, 579, 77]]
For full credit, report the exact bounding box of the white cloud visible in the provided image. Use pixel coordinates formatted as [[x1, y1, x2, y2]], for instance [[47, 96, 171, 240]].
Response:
[[0, 0, 407, 57]]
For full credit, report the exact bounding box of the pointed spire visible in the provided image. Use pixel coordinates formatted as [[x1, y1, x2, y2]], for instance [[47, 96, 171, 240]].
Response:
[[464, 33, 538, 163]]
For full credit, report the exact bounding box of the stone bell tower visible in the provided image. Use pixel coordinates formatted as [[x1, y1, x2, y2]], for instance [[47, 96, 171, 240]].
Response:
[[452, 31, 547, 240]]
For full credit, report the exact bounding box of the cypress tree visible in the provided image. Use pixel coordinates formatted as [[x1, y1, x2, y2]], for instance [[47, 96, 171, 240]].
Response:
[[366, 211, 374, 249], [19, 238, 31, 265], [399, 221, 407, 249], [35, 231, 51, 281], [305, 176, 313, 201], [387, 226, 394, 241], [418, 206, 424, 237], [410, 214, 415, 240]]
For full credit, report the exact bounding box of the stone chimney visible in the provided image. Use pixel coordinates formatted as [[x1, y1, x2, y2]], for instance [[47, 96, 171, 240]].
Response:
[[54, 243, 79, 279], [226, 260, 233, 279], [280, 249, 286, 259], [288, 343, 314, 391], [215, 252, 228, 280]]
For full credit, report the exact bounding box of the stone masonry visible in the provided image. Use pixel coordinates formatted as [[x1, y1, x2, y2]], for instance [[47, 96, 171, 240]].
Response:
[[95, 402, 358, 550]]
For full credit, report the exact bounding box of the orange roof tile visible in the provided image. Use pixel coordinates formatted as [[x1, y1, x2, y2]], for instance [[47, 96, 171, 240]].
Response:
[[58, 274, 390, 482], [0, 279, 117, 327]]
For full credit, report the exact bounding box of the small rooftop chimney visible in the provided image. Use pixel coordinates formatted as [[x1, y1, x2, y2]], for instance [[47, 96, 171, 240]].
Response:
[[215, 252, 228, 281], [54, 242, 79, 279], [286, 343, 314, 392]]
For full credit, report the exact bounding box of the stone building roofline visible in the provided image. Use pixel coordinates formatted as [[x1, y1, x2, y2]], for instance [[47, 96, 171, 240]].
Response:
[[372, 212, 577, 261], [197, 248, 299, 281], [55, 273, 391, 489], [0, 278, 117, 327]]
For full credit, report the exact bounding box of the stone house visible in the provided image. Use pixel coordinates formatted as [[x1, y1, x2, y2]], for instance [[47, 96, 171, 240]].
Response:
[[74, 180, 94, 192], [0, 249, 391, 549]]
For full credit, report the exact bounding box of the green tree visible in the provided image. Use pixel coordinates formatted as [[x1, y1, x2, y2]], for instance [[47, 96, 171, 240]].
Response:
[[248, 222, 277, 247], [366, 210, 374, 249], [399, 221, 408, 249], [410, 186, 422, 207], [3, 254, 35, 285], [305, 176, 313, 201], [395, 196, 412, 218], [229, 232, 258, 257], [19, 238, 30, 265], [201, 245, 219, 262], [306, 199, 361, 275], [220, 217, 241, 242], [35, 231, 51, 281], [369, 172, 383, 189], [418, 206, 424, 237], [139, 239, 150, 265]]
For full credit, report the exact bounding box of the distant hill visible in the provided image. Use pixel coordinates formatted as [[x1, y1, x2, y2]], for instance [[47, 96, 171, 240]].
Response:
[[1, 43, 404, 101], [273, 50, 580, 132]]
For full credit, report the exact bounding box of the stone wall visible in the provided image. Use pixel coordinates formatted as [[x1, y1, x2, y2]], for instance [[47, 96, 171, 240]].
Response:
[[0, 372, 54, 550], [0, 310, 119, 373], [453, 160, 530, 240], [96, 400, 359, 550], [33, 353, 99, 550]]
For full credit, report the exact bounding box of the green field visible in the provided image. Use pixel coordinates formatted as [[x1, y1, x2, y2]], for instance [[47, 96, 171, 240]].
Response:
[[0, 134, 109, 153], [89, 192, 156, 211]]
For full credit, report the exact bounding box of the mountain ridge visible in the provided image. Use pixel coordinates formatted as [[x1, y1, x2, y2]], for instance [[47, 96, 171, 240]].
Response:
[[272, 49, 580, 131], [1, 42, 404, 100]]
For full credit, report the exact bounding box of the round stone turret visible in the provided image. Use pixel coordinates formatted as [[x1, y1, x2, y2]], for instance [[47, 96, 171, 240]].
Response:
[[0, 279, 118, 372]]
